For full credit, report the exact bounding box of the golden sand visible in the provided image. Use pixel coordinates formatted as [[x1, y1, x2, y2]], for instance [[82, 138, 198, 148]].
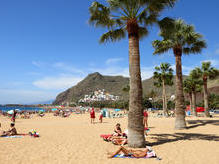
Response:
[[0, 113, 219, 164]]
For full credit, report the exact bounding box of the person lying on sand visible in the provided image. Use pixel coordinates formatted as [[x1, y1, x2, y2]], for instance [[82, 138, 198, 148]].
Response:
[[108, 146, 149, 158]]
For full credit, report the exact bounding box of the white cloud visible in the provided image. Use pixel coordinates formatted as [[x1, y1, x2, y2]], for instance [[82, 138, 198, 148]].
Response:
[[32, 61, 45, 68], [141, 67, 155, 79], [89, 65, 154, 80], [33, 75, 83, 90], [90, 66, 128, 77], [215, 48, 219, 55], [52, 62, 85, 74], [0, 89, 56, 104], [202, 59, 219, 67], [106, 58, 124, 65], [171, 65, 193, 75]]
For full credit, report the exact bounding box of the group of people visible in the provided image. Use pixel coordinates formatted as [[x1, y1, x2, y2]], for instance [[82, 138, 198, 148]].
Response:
[[90, 108, 103, 124], [0, 122, 17, 137], [102, 109, 149, 145], [101, 123, 128, 145], [105, 110, 151, 158], [54, 110, 70, 117]]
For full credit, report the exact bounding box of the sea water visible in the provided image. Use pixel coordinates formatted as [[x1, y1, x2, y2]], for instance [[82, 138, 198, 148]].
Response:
[[0, 106, 44, 112]]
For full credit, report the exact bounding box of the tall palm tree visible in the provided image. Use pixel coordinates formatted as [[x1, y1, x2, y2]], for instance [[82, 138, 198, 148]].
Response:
[[183, 78, 193, 114], [194, 62, 219, 117], [152, 19, 206, 129], [184, 70, 202, 116], [122, 84, 130, 109], [153, 63, 173, 116], [89, 0, 177, 147]]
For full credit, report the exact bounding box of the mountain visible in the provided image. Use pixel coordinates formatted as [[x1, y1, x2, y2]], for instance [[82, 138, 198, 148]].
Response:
[[53, 72, 219, 105], [53, 72, 129, 105]]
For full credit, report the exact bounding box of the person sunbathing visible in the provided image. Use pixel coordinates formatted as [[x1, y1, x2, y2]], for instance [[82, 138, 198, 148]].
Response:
[[113, 123, 123, 136], [112, 137, 128, 145], [108, 146, 149, 158], [5, 123, 17, 136]]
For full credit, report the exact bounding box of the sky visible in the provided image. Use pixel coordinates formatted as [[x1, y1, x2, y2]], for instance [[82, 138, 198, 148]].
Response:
[[0, 0, 218, 104]]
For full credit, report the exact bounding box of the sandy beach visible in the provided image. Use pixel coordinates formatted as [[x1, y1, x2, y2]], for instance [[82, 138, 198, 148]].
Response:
[[0, 113, 219, 164]]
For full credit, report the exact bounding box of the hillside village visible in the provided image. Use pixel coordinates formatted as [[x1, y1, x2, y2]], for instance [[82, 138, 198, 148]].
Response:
[[78, 89, 120, 103]]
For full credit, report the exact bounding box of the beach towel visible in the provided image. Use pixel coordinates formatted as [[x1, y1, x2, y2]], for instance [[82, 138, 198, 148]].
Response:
[[100, 134, 112, 141], [144, 128, 150, 132], [1, 136, 23, 138], [100, 134, 112, 138]]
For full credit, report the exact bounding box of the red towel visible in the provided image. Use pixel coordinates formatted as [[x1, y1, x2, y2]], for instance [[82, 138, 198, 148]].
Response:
[[100, 134, 112, 139]]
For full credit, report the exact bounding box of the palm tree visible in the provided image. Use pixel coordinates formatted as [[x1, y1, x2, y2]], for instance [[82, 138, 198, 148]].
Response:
[[183, 78, 193, 115], [147, 89, 158, 109], [152, 19, 206, 129], [122, 84, 130, 109], [194, 62, 219, 117], [89, 0, 177, 147], [184, 70, 202, 116], [153, 63, 173, 116], [190, 69, 202, 116]]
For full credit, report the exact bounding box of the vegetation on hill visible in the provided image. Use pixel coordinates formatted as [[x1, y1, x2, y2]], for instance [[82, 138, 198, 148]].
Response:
[[53, 72, 219, 105]]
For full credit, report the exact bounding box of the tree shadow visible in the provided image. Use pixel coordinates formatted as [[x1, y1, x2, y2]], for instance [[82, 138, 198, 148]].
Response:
[[147, 133, 219, 146], [149, 127, 155, 129], [187, 120, 219, 129]]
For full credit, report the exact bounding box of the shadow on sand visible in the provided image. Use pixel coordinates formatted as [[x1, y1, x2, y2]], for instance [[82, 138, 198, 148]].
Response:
[[187, 120, 219, 129], [147, 132, 219, 146]]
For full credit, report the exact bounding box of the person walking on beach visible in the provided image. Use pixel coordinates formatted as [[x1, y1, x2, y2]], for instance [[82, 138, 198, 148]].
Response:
[[90, 108, 95, 124], [99, 111, 103, 123], [143, 109, 148, 129], [11, 110, 17, 122]]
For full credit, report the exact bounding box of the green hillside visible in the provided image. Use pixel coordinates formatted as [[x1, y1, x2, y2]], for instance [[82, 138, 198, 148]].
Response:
[[53, 72, 219, 105]]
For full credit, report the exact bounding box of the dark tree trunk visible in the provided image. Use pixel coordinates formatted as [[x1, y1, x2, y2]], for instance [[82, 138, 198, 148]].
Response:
[[174, 48, 186, 129], [127, 19, 145, 148], [203, 78, 210, 117], [189, 93, 192, 114], [162, 80, 168, 117]]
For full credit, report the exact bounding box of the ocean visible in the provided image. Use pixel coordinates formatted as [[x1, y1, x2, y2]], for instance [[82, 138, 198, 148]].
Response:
[[0, 106, 44, 112]]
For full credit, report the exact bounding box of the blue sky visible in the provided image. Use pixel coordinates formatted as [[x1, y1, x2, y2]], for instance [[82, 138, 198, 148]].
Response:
[[0, 0, 218, 104]]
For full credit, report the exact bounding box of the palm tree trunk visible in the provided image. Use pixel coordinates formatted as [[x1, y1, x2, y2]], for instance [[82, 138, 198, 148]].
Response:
[[174, 50, 186, 129], [189, 93, 192, 114], [203, 78, 210, 117], [162, 80, 168, 117], [192, 91, 197, 116], [128, 32, 145, 148]]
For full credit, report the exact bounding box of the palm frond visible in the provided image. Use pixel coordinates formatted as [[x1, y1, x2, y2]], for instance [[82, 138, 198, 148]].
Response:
[[152, 40, 173, 55], [147, 0, 177, 13], [89, 1, 114, 28], [89, 0, 177, 44], [153, 18, 206, 56], [138, 27, 149, 39], [153, 62, 174, 87], [183, 40, 207, 54], [99, 28, 126, 43]]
